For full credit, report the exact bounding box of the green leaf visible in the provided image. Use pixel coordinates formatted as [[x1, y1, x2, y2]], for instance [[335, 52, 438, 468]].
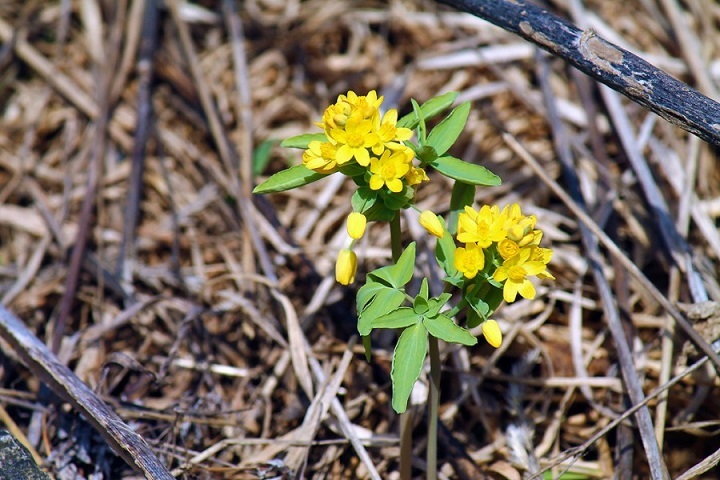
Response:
[[448, 181, 476, 234], [362, 335, 372, 362], [363, 202, 397, 222], [424, 314, 477, 346], [397, 92, 459, 130], [435, 230, 458, 277], [253, 165, 328, 194], [382, 184, 415, 211], [466, 307, 482, 329], [351, 187, 379, 214], [431, 156, 501, 186], [391, 323, 428, 413], [340, 163, 367, 178], [357, 279, 388, 311], [252, 139, 276, 176], [372, 307, 419, 330], [280, 133, 327, 149], [426, 102, 470, 157], [358, 289, 406, 336], [368, 242, 416, 289], [413, 296, 429, 315], [418, 278, 429, 301], [426, 293, 452, 318]]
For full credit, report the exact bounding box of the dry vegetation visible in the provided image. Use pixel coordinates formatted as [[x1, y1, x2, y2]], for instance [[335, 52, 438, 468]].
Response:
[[1, 0, 720, 478]]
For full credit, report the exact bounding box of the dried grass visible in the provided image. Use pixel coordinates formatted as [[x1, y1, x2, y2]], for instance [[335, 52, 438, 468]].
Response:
[[1, 1, 720, 478]]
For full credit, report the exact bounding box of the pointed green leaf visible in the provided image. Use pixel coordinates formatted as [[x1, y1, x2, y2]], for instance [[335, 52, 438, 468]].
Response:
[[391, 323, 428, 413], [431, 156, 501, 186], [358, 289, 406, 335], [372, 307, 419, 330], [413, 296, 429, 315], [435, 230, 458, 278], [280, 133, 327, 149], [368, 242, 416, 289], [357, 279, 388, 311], [426, 102, 470, 157], [252, 139, 276, 176], [418, 278, 429, 301], [351, 187, 379, 214], [253, 165, 328, 194], [426, 293, 452, 318], [362, 335, 372, 362], [448, 181, 475, 234], [397, 92, 459, 130], [424, 314, 477, 346]]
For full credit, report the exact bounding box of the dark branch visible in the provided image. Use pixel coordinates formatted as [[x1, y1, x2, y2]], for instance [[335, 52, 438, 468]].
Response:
[[437, 0, 720, 146]]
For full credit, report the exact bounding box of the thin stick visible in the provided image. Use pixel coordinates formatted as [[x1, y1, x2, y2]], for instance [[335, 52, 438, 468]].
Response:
[[437, 0, 720, 147]]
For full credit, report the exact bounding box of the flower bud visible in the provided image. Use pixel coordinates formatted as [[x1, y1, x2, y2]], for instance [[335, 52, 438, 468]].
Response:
[[482, 319, 502, 348], [419, 210, 444, 238], [335, 249, 358, 285], [346, 212, 367, 240]]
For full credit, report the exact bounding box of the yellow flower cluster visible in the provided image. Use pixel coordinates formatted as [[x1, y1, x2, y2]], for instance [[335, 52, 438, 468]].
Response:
[[453, 203, 553, 303], [303, 91, 427, 192]]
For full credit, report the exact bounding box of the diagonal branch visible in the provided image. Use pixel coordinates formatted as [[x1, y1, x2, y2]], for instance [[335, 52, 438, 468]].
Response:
[[437, 0, 720, 146]]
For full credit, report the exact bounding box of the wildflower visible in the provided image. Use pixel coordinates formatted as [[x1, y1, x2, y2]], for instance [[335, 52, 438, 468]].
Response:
[[336, 249, 358, 285], [328, 112, 379, 167], [453, 243, 485, 279], [370, 109, 413, 155], [346, 212, 367, 240], [482, 319, 502, 348], [340, 90, 383, 120], [457, 205, 507, 248], [318, 100, 352, 133], [493, 248, 547, 302], [405, 165, 429, 186], [303, 141, 339, 174], [419, 211, 444, 238], [368, 149, 411, 193], [497, 238, 520, 260], [529, 246, 555, 280]]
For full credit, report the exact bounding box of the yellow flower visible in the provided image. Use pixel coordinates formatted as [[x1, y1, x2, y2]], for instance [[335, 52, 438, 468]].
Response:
[[497, 238, 520, 260], [368, 149, 411, 193], [329, 112, 379, 167], [346, 212, 367, 240], [340, 90, 383, 120], [302, 141, 339, 174], [493, 248, 546, 302], [370, 109, 413, 155], [529, 246, 555, 280], [453, 243, 485, 279], [482, 320, 502, 348], [317, 100, 352, 134], [419, 211, 444, 238], [405, 165, 428, 186], [335, 249, 358, 285], [457, 205, 507, 248]]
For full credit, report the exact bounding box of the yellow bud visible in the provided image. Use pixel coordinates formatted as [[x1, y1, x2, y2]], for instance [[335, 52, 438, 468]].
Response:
[[346, 212, 367, 240], [482, 320, 502, 348], [419, 210, 444, 238], [335, 249, 357, 285]]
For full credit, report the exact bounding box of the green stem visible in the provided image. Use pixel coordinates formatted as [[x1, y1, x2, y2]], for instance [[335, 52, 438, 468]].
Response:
[[390, 213, 413, 480], [427, 335, 441, 480]]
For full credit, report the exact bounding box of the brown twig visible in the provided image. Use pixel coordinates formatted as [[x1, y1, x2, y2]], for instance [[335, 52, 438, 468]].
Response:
[[436, 0, 720, 147], [0, 304, 174, 479]]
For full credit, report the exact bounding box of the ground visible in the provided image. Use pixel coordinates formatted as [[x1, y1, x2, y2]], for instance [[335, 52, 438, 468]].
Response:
[[1, 1, 720, 479]]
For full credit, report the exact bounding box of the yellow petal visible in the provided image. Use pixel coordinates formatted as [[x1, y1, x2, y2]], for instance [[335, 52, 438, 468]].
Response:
[[482, 320, 502, 348], [335, 249, 357, 285], [346, 212, 367, 240], [419, 211, 444, 238]]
